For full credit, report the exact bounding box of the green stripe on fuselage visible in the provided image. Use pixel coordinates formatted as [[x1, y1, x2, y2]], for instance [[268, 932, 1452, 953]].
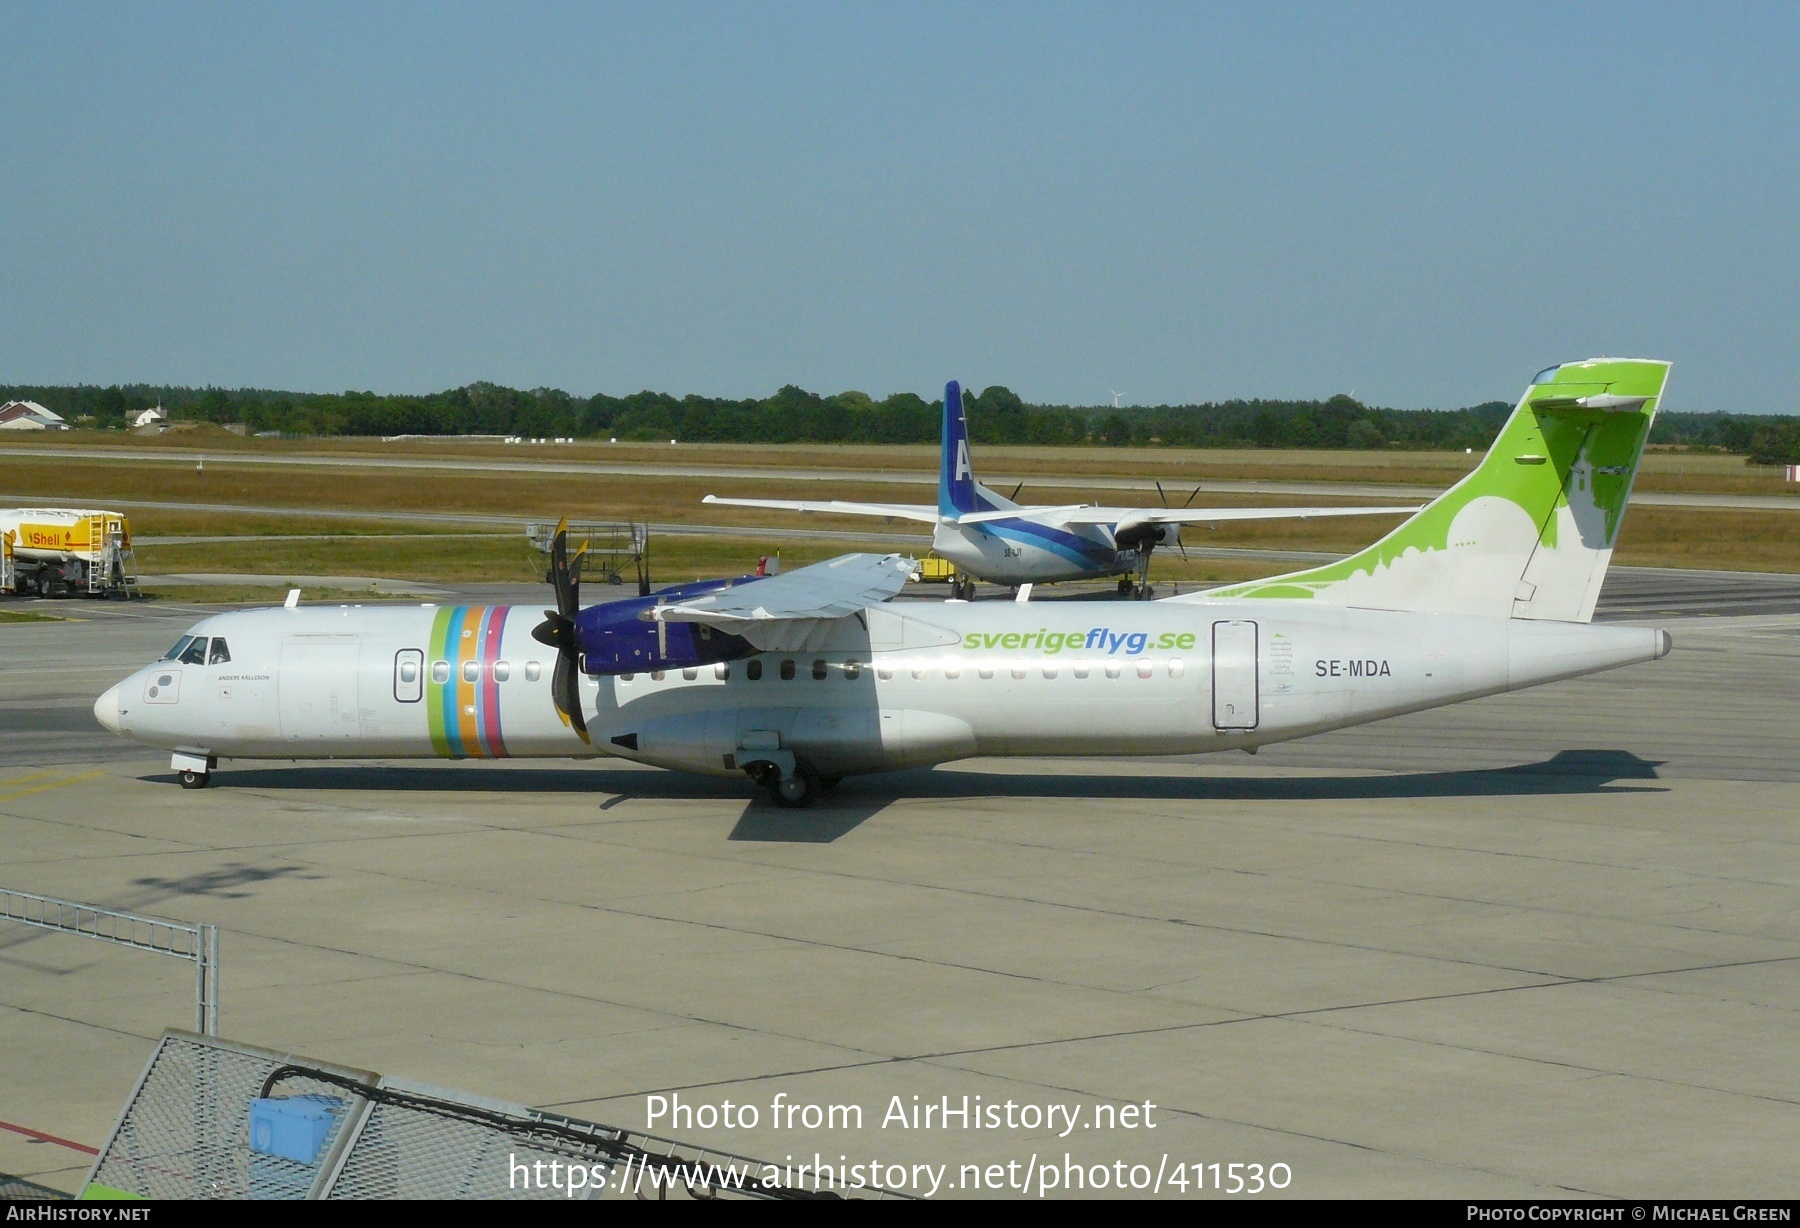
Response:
[[426, 606, 454, 757]]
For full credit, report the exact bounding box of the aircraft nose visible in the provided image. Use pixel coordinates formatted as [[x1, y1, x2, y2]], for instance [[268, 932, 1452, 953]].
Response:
[[94, 684, 122, 734]]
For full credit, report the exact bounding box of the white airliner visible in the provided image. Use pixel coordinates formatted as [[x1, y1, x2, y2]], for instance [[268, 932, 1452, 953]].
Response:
[[703, 381, 1418, 595], [95, 359, 1673, 808]]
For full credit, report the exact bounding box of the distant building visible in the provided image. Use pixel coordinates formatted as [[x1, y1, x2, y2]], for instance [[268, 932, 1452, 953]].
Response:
[[132, 406, 169, 429], [0, 400, 67, 431]]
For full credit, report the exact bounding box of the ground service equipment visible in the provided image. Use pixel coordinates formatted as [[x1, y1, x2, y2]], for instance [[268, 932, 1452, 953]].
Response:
[[0, 508, 140, 598]]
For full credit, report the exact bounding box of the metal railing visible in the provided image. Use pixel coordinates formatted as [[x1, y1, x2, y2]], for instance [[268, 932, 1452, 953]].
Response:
[[0, 887, 219, 1035], [86, 1032, 909, 1200]]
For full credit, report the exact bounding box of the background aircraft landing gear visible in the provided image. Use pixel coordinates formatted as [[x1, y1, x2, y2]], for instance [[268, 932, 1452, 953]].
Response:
[[179, 769, 209, 790]]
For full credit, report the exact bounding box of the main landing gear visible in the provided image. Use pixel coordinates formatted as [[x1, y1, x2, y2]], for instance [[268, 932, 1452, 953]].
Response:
[[742, 754, 823, 809]]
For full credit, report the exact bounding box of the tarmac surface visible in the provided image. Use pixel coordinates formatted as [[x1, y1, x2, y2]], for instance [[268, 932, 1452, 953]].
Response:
[[0, 568, 1796, 1198]]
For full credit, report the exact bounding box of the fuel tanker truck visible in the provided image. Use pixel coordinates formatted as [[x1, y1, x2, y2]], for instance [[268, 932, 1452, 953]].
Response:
[[0, 508, 140, 598]]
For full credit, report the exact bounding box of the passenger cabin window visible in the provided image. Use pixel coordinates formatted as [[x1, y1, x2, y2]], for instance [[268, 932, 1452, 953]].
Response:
[[394, 649, 425, 703], [877, 665, 894, 681], [844, 660, 862, 679], [178, 638, 209, 666], [682, 667, 698, 681], [1168, 659, 1185, 678], [714, 663, 730, 680], [463, 661, 481, 683], [1010, 664, 1027, 680], [812, 659, 827, 680], [161, 635, 196, 662], [746, 659, 763, 681], [1136, 658, 1154, 679], [977, 665, 993, 680], [432, 660, 450, 684], [208, 638, 231, 665], [525, 661, 542, 682], [1074, 662, 1091, 679], [1104, 661, 1122, 680], [780, 659, 796, 681], [943, 663, 959, 679], [494, 661, 511, 682]]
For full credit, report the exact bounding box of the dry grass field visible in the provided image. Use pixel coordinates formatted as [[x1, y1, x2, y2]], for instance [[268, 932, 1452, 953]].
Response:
[[2, 434, 1796, 599], [6, 428, 1798, 494]]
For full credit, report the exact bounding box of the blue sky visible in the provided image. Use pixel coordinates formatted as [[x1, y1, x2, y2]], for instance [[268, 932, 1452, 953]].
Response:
[[3, 4, 1795, 410]]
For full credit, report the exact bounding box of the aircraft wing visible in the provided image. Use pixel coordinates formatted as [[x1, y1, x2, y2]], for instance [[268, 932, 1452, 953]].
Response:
[[702, 495, 942, 524], [652, 552, 918, 632], [1047, 504, 1422, 528], [952, 505, 1091, 525]]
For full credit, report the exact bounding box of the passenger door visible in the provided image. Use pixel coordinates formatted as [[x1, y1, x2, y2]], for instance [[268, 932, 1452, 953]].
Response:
[[279, 637, 361, 741], [1211, 620, 1259, 730]]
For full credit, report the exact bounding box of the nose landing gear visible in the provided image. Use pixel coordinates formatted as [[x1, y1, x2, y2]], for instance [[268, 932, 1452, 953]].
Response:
[[172, 752, 216, 790]]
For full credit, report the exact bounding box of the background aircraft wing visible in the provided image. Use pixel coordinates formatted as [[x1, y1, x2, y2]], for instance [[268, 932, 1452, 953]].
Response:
[[702, 494, 941, 523], [952, 505, 1091, 525], [653, 552, 918, 626], [1048, 504, 1422, 528]]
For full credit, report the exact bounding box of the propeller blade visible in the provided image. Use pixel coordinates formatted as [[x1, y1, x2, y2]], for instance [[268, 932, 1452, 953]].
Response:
[[538, 518, 589, 742], [1009, 481, 1025, 501], [552, 649, 590, 743], [1183, 485, 1202, 508], [1156, 481, 1169, 507]]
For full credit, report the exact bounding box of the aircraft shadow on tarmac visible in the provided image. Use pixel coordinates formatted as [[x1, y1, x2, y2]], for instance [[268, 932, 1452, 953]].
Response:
[[159, 748, 1664, 846]]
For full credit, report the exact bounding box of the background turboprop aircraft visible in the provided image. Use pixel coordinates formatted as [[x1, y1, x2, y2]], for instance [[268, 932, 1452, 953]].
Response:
[[703, 381, 1419, 596], [94, 360, 1674, 809]]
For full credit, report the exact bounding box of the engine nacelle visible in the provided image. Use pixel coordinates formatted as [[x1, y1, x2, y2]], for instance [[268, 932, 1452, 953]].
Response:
[[1112, 519, 1180, 553], [573, 577, 755, 675]]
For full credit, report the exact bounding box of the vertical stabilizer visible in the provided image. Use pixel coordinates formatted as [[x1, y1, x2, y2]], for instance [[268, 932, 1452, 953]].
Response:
[[1194, 359, 1670, 622], [937, 382, 1016, 516], [939, 381, 979, 516]]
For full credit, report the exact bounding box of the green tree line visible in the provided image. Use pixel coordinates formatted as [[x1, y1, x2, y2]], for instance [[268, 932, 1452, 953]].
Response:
[[4, 381, 1797, 461]]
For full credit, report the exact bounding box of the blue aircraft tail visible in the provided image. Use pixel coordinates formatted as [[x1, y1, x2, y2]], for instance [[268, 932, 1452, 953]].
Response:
[[939, 380, 979, 517]]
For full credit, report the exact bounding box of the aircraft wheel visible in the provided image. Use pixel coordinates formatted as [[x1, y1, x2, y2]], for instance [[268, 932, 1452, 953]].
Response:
[[771, 763, 820, 809], [178, 769, 210, 790]]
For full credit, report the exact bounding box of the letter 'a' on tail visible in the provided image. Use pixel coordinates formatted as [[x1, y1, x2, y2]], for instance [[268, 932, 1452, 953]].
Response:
[[938, 380, 980, 517], [1196, 358, 1671, 622]]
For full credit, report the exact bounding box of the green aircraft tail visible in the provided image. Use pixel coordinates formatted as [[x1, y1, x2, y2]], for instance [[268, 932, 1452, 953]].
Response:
[[1196, 358, 1671, 622]]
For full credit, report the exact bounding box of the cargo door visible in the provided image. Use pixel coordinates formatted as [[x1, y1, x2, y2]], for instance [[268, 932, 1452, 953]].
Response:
[[279, 637, 361, 740], [1211, 620, 1259, 730]]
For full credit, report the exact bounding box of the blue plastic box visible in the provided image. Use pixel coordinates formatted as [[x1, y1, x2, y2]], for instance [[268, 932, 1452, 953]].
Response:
[[249, 1095, 343, 1165]]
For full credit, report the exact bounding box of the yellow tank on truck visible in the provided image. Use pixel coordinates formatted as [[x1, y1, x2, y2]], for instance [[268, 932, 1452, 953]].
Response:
[[0, 508, 132, 562]]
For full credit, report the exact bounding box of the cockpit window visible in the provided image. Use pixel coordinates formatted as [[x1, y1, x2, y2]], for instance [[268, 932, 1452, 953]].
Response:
[[161, 635, 196, 662], [1532, 365, 1562, 386], [208, 638, 231, 665], [178, 638, 210, 665]]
